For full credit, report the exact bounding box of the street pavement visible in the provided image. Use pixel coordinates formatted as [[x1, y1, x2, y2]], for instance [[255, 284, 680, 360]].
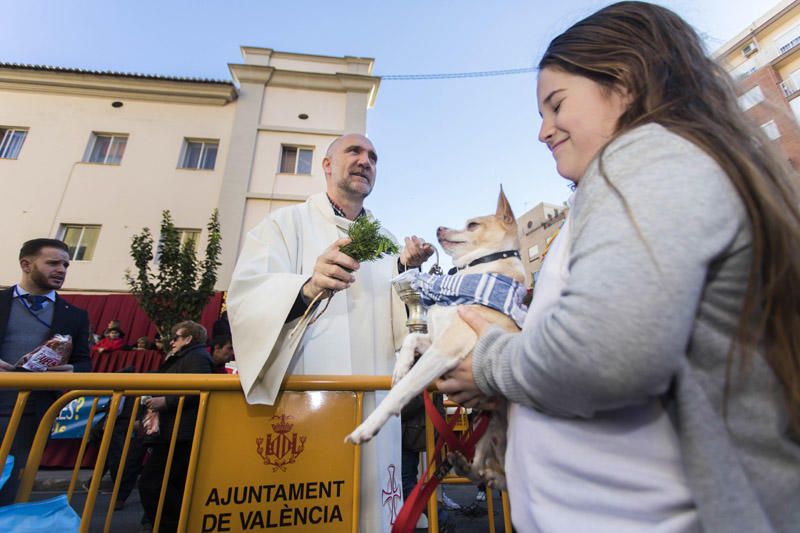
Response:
[[427, 484, 510, 533], [32, 468, 146, 532]]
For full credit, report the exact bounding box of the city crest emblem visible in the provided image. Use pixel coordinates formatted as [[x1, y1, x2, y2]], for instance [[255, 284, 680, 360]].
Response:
[[256, 414, 307, 472]]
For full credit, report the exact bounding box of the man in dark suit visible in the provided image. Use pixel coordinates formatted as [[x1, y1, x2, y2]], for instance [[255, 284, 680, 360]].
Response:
[[0, 238, 91, 503]]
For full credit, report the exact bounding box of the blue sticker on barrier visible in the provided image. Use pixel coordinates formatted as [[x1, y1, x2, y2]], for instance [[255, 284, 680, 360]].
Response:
[[50, 396, 110, 440]]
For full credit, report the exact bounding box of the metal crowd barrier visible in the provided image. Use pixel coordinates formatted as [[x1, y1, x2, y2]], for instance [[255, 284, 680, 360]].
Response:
[[429, 399, 512, 533], [0, 373, 511, 532]]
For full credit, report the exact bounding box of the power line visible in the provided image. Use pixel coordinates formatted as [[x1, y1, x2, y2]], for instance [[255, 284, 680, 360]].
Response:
[[381, 66, 536, 81]]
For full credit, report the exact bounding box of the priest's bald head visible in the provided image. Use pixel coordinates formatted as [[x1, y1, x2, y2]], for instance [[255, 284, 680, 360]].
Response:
[[322, 134, 378, 219]]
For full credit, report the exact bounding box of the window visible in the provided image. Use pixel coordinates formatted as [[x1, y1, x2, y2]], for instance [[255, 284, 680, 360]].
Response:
[[279, 146, 313, 174], [761, 120, 781, 140], [0, 127, 27, 159], [60, 225, 101, 261], [177, 228, 201, 250], [528, 245, 540, 262], [180, 139, 218, 170], [737, 87, 764, 111], [85, 133, 127, 164], [155, 228, 200, 263]]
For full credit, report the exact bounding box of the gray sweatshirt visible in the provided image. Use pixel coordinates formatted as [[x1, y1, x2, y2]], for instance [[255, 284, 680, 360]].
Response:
[[472, 124, 799, 532]]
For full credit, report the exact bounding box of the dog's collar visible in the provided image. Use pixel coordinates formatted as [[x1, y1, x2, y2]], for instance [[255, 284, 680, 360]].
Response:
[[447, 249, 521, 275]]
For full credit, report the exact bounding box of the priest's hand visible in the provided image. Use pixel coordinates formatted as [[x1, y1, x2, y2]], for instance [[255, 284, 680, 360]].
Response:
[[400, 236, 435, 268], [303, 238, 360, 301]]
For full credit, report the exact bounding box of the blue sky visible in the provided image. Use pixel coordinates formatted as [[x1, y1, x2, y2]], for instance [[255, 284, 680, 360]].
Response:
[[0, 0, 771, 267]]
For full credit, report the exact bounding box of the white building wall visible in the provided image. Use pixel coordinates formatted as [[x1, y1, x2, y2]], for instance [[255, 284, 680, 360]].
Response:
[[260, 87, 347, 131], [0, 88, 235, 291]]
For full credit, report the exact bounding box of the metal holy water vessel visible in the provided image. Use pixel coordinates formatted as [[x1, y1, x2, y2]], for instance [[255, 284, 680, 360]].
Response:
[[393, 275, 428, 334], [392, 247, 443, 334]]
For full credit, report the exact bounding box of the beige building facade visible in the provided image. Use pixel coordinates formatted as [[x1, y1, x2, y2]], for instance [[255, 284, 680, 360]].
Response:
[[0, 47, 380, 291], [517, 202, 568, 288], [714, 0, 800, 168]]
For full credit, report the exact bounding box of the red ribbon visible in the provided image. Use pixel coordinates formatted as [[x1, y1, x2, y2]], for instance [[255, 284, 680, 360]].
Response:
[[392, 391, 491, 533]]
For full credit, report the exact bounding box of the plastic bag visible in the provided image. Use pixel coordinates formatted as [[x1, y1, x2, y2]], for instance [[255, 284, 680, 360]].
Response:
[[0, 495, 80, 532], [15, 334, 73, 371], [142, 408, 160, 438], [0, 456, 12, 490]]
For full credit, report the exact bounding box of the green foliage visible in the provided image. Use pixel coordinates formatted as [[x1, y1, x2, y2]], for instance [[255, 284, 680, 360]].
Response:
[[125, 209, 222, 339], [339, 216, 399, 263]]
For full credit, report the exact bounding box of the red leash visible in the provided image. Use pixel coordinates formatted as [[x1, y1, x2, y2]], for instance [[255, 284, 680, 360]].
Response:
[[392, 391, 491, 533]]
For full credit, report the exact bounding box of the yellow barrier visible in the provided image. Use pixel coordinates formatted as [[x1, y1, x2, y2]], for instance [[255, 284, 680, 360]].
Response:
[[424, 399, 513, 533], [0, 373, 511, 532]]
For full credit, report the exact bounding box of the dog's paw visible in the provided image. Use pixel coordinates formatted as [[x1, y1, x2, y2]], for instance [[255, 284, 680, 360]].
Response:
[[345, 424, 376, 444], [393, 334, 427, 385], [448, 451, 474, 479], [391, 363, 410, 387], [480, 468, 506, 491], [345, 408, 392, 444]]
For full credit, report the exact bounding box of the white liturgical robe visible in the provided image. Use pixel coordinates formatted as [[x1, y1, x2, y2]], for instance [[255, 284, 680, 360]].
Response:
[[228, 192, 408, 532]]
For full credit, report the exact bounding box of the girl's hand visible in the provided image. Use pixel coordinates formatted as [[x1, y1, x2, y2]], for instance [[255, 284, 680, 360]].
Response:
[[458, 305, 492, 336], [436, 306, 494, 407], [436, 354, 485, 407]]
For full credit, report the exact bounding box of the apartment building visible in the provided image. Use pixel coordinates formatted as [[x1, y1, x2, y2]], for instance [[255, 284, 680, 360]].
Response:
[[517, 201, 568, 288], [0, 47, 380, 291], [714, 0, 800, 167]]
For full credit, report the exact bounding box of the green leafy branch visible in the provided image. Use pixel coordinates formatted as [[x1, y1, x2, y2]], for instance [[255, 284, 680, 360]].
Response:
[[340, 216, 399, 263], [294, 216, 398, 331]]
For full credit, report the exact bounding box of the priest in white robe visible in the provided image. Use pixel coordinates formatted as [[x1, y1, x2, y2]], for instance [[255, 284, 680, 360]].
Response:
[[228, 133, 434, 532]]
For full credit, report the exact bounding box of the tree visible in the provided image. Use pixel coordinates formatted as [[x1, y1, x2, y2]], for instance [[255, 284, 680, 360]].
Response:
[[125, 209, 221, 340]]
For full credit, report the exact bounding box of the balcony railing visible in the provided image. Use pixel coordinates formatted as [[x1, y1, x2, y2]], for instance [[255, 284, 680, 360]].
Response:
[[781, 78, 799, 98], [779, 34, 800, 56]]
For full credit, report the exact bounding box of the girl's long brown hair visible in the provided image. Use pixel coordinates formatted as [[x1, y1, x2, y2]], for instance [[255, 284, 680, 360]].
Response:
[[540, 1, 800, 434]]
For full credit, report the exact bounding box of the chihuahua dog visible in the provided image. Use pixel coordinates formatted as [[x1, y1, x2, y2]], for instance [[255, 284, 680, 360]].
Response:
[[346, 190, 525, 489]]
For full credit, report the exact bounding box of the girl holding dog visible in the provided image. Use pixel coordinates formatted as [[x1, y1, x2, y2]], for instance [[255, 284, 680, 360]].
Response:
[[438, 2, 800, 531]]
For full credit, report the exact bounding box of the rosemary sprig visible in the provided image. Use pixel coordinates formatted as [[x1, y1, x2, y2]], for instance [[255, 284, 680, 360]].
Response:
[[340, 216, 399, 263], [291, 216, 399, 334]]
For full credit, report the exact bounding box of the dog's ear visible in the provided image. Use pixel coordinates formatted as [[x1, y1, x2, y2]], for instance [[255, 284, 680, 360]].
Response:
[[496, 186, 516, 226]]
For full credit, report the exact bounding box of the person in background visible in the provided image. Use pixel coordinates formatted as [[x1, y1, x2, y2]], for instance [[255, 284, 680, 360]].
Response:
[[152, 334, 166, 354], [211, 310, 230, 339], [92, 326, 124, 354], [439, 2, 800, 531], [137, 320, 214, 533], [133, 336, 149, 351], [209, 334, 234, 373], [88, 326, 99, 347], [0, 238, 90, 504]]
